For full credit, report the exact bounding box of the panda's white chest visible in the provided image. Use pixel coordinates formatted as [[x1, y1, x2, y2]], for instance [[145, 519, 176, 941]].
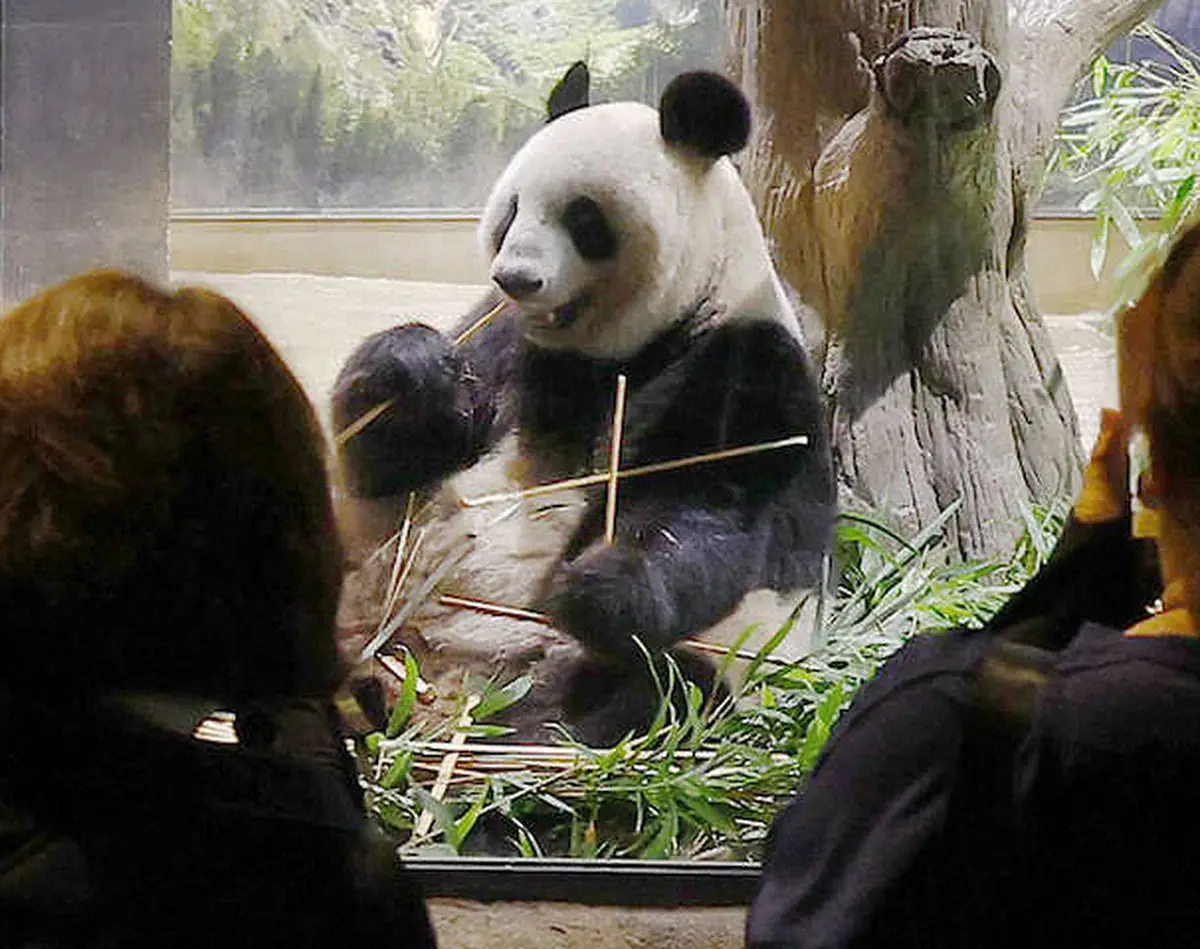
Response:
[[405, 431, 820, 693], [397, 434, 589, 683], [438, 433, 590, 605]]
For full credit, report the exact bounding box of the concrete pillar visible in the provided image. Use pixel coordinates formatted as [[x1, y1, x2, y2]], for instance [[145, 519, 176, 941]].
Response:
[[1, 0, 170, 306]]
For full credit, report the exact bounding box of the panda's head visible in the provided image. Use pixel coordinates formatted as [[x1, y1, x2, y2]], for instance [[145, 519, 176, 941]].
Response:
[[479, 63, 773, 361]]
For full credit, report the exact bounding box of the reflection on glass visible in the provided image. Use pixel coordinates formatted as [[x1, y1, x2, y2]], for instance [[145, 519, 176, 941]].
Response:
[[171, 0, 722, 210], [159, 0, 1191, 863]]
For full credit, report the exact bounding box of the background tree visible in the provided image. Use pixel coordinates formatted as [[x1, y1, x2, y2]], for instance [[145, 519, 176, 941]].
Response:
[[171, 0, 721, 209], [723, 0, 1164, 558]]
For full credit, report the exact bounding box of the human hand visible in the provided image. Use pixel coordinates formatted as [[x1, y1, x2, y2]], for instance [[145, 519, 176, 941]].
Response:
[[1073, 408, 1130, 524]]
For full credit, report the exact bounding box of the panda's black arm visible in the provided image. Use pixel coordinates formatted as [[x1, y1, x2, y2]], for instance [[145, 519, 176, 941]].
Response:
[[544, 320, 836, 661], [330, 290, 522, 499], [447, 289, 524, 442]]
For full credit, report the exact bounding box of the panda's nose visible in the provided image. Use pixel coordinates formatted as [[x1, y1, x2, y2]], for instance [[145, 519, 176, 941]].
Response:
[[493, 270, 544, 301]]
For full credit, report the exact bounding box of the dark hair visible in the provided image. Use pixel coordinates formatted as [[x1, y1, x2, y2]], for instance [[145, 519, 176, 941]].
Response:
[[0, 271, 343, 700]]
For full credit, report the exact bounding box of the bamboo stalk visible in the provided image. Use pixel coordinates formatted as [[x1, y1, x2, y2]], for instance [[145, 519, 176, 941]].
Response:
[[404, 740, 710, 760], [381, 493, 417, 621], [437, 593, 552, 625], [414, 695, 480, 839], [683, 637, 784, 666], [604, 374, 628, 545], [453, 298, 508, 346], [334, 398, 394, 445], [460, 433, 810, 508], [436, 593, 790, 666]]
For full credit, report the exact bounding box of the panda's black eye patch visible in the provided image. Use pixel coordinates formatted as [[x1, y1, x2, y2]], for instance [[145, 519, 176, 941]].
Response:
[[562, 196, 617, 261], [492, 194, 518, 252]]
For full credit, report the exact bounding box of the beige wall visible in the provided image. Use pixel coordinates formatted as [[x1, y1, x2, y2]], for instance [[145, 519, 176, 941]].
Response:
[[170, 214, 1132, 315], [170, 214, 488, 286], [1023, 218, 1139, 314]]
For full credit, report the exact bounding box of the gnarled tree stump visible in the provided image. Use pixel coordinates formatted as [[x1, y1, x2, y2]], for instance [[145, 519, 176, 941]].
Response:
[[725, 0, 1165, 559]]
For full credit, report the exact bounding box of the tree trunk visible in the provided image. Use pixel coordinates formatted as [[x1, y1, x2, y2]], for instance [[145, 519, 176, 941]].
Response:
[[724, 0, 1163, 559]]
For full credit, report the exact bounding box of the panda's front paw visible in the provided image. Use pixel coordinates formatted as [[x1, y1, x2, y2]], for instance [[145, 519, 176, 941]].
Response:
[[543, 545, 678, 663], [332, 323, 494, 497]]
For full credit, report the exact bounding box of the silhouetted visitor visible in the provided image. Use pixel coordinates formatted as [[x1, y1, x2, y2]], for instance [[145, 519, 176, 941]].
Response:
[[0, 271, 436, 948], [749, 224, 1200, 948]]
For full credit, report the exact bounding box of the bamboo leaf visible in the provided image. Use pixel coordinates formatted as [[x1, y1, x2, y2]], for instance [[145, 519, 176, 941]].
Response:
[[472, 674, 534, 721], [385, 648, 421, 739], [380, 750, 413, 790], [1092, 54, 1109, 97], [1091, 215, 1110, 279]]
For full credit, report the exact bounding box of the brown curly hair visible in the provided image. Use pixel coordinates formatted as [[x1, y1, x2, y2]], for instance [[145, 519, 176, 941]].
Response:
[[0, 271, 343, 700]]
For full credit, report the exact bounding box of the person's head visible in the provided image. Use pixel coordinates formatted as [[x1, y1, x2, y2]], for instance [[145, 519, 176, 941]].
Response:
[[1118, 223, 1200, 610], [0, 270, 343, 701]]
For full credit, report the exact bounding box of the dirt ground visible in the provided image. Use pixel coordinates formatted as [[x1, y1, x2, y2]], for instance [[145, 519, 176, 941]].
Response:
[[173, 269, 1117, 453]]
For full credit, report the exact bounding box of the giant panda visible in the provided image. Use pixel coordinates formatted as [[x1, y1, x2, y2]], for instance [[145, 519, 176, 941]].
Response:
[[332, 62, 835, 746]]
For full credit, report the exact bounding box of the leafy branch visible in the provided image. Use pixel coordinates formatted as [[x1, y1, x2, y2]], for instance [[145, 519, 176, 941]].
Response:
[[1054, 22, 1200, 312]]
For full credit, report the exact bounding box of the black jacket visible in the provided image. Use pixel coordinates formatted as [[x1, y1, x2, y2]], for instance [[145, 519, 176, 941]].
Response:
[[0, 690, 436, 949], [747, 517, 1191, 949]]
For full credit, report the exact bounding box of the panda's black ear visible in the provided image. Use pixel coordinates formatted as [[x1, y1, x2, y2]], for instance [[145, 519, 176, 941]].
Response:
[[547, 61, 590, 123], [660, 71, 751, 159]]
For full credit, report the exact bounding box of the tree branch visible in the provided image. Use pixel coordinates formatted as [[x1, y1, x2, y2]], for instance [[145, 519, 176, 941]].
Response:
[[1007, 0, 1165, 196]]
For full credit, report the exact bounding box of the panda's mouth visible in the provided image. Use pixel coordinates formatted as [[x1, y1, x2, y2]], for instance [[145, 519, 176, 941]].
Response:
[[524, 294, 589, 331]]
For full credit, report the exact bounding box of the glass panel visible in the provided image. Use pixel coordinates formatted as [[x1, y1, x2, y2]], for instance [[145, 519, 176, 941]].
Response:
[[162, 0, 1198, 867], [1038, 0, 1200, 215], [171, 1, 723, 211]]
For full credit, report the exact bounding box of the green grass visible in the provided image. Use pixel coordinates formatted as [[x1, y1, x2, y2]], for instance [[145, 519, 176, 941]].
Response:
[[360, 498, 1068, 861]]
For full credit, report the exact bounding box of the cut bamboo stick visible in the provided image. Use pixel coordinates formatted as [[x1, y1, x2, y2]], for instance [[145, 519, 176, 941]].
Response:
[[604, 374, 628, 545], [460, 433, 809, 508], [380, 493, 417, 621], [438, 593, 552, 625], [334, 398, 394, 446], [413, 694, 480, 839], [436, 593, 790, 667], [453, 298, 508, 346]]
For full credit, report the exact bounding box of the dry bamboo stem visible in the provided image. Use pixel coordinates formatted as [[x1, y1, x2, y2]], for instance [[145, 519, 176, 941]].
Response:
[[604, 374, 628, 545], [334, 398, 394, 446], [414, 694, 480, 839], [453, 298, 508, 346], [435, 593, 790, 667], [438, 593, 552, 625], [404, 740, 614, 759], [461, 433, 809, 507], [381, 493, 417, 621]]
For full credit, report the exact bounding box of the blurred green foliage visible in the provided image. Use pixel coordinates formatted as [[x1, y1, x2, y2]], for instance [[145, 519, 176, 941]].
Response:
[[172, 0, 721, 209], [1054, 22, 1200, 313]]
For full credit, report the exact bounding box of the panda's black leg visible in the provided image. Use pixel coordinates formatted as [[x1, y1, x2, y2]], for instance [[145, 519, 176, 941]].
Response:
[[561, 648, 726, 747]]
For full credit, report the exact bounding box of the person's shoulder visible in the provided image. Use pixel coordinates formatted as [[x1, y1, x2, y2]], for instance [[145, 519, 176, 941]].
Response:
[[841, 627, 987, 718], [809, 627, 988, 770], [1038, 622, 1200, 758]]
